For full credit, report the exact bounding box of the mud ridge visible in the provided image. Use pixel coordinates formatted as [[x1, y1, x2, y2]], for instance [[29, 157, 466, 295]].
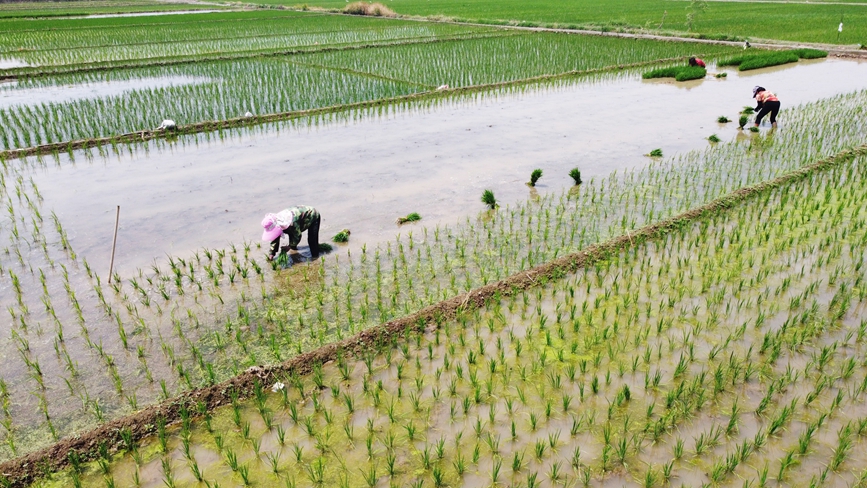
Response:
[[1, 141, 865, 486], [0, 55, 693, 161]]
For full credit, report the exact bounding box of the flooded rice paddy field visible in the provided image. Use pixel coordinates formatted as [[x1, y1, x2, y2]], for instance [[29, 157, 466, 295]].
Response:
[[2, 58, 867, 465], [27, 58, 867, 273], [0, 31, 741, 150], [36, 153, 867, 487]]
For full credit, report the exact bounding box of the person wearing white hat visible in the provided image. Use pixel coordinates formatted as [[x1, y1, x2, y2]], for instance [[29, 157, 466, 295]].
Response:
[[261, 206, 320, 261]]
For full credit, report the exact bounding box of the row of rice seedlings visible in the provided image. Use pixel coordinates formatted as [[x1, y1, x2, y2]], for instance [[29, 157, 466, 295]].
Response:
[[0, 12, 498, 67], [1, 85, 865, 462], [2, 25, 501, 70], [301, 32, 741, 88], [36, 153, 867, 488]]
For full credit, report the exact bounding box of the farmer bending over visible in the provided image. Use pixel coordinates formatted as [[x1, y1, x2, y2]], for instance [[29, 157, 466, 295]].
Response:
[[688, 57, 706, 68], [261, 205, 320, 261], [752, 86, 780, 128]]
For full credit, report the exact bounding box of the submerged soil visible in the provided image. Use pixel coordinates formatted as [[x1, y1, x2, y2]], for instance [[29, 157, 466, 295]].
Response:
[[24, 57, 867, 276]]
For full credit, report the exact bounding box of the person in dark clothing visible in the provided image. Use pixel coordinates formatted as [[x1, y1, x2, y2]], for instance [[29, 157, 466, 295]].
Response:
[[752, 86, 780, 127], [688, 57, 706, 68], [261, 206, 320, 261]]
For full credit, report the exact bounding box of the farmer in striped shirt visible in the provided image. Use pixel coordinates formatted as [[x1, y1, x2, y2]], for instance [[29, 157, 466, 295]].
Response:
[[752, 86, 780, 128], [262, 205, 321, 261]]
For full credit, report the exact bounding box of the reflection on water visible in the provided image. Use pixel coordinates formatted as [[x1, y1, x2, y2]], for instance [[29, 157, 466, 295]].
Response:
[[0, 58, 30, 69], [0, 75, 210, 109], [28, 58, 867, 274]]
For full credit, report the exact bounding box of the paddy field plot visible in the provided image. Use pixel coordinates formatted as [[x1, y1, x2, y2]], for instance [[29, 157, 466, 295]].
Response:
[[0, 30, 744, 151], [2, 5, 867, 484], [2, 68, 867, 466], [30, 143, 867, 488]]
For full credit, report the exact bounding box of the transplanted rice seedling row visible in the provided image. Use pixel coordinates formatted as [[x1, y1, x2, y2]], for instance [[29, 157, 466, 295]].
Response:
[[0, 11, 499, 70], [0, 86, 865, 464], [0, 32, 739, 151], [0, 59, 421, 151], [30, 152, 867, 488], [299, 32, 740, 88]]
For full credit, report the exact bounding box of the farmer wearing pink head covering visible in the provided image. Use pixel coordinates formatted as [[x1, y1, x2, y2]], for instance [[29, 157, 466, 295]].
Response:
[[262, 205, 320, 261]]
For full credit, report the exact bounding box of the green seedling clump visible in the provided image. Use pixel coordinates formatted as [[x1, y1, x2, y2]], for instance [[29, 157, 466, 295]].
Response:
[[717, 116, 731, 123], [708, 134, 721, 143], [749, 126, 760, 132], [741, 106, 755, 115], [481, 189, 497, 209], [396, 212, 422, 224], [642, 66, 706, 82], [317, 242, 334, 253], [528, 169, 543, 187], [569, 167, 582, 185], [648, 148, 663, 157], [715, 72, 727, 78], [332, 229, 351, 243], [719, 48, 825, 71], [738, 115, 749, 128]]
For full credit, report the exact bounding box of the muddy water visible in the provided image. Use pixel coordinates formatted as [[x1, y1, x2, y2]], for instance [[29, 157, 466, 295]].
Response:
[[0, 75, 209, 109], [26, 57, 867, 275]]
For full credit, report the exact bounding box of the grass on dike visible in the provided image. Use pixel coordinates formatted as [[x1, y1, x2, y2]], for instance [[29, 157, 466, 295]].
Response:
[[34, 152, 867, 488]]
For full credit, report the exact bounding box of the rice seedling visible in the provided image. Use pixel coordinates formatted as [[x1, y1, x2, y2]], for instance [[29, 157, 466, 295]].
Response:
[[708, 134, 721, 143], [738, 115, 749, 129], [717, 116, 731, 123], [396, 213, 422, 224], [332, 229, 351, 243], [648, 148, 663, 157], [481, 189, 498, 209], [568, 167, 583, 185], [528, 169, 543, 187]]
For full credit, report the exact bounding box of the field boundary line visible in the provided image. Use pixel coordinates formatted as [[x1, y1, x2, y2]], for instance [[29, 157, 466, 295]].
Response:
[[0, 54, 714, 160], [1, 139, 865, 486]]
